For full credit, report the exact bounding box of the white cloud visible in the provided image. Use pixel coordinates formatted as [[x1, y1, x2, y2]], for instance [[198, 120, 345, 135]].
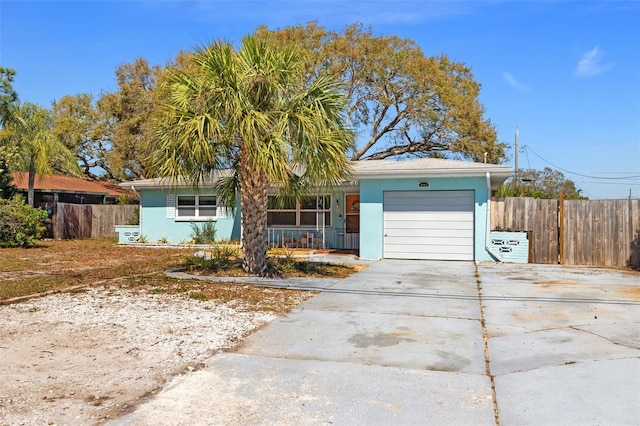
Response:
[[575, 46, 614, 77], [503, 72, 531, 92]]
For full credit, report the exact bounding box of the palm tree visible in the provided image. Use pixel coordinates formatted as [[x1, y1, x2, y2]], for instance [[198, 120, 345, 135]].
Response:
[[152, 35, 353, 274], [2, 102, 80, 206]]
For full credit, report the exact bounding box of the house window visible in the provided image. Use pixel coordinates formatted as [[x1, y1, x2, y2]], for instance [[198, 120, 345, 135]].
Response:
[[176, 195, 217, 219], [267, 195, 331, 227]]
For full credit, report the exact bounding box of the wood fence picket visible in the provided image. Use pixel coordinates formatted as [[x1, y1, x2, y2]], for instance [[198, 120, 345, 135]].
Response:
[[492, 197, 640, 269]]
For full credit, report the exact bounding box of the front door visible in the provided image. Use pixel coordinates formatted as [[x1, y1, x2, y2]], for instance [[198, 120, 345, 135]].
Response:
[[344, 194, 360, 249]]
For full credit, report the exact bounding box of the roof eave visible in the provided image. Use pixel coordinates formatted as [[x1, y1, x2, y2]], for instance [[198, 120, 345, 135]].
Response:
[[123, 166, 513, 190], [120, 179, 220, 191], [356, 167, 512, 180]]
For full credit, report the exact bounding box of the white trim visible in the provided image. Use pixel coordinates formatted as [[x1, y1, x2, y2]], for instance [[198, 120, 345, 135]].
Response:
[[485, 172, 503, 262], [175, 194, 218, 220], [166, 194, 176, 218], [175, 217, 218, 222]]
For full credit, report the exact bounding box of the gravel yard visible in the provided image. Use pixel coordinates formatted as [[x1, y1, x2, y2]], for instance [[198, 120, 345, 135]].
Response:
[[0, 285, 306, 425]]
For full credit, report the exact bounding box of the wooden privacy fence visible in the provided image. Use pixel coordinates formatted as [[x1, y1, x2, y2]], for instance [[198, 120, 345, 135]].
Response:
[[491, 197, 640, 269], [47, 203, 138, 240], [491, 197, 558, 264]]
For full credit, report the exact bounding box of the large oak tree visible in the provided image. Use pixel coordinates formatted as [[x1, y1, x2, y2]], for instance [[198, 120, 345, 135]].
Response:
[[0, 67, 19, 197], [257, 22, 506, 163], [0, 67, 18, 126], [98, 58, 160, 180], [52, 93, 115, 179]]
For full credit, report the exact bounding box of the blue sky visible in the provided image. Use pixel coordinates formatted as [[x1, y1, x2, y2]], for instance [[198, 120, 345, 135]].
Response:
[[1, 0, 639, 199]]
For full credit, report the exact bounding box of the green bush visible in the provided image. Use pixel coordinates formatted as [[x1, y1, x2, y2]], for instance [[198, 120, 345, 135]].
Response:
[[190, 221, 217, 244], [184, 243, 241, 273], [0, 196, 49, 247], [126, 206, 140, 225], [208, 243, 240, 268], [0, 155, 16, 199]]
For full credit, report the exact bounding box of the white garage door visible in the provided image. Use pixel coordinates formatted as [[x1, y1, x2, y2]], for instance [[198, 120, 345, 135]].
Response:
[[383, 190, 474, 260]]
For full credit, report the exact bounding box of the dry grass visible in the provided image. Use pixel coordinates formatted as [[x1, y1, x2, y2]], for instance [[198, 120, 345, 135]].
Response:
[[0, 239, 363, 313], [0, 239, 185, 301], [185, 245, 364, 279]]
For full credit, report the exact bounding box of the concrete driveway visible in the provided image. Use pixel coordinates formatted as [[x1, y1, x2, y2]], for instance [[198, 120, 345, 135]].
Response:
[[113, 260, 640, 425]]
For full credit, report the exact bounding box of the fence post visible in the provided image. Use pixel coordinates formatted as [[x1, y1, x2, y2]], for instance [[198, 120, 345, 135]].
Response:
[[559, 189, 564, 265]]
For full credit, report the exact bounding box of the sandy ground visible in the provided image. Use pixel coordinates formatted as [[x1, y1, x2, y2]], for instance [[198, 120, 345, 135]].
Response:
[[0, 286, 287, 425]]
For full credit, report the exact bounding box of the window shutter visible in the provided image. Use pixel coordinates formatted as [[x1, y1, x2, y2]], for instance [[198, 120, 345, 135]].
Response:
[[166, 194, 176, 218], [216, 205, 226, 218]]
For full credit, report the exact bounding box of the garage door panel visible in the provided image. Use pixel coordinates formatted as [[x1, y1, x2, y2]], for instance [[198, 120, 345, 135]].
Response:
[[384, 236, 473, 247], [384, 228, 472, 239], [384, 251, 474, 261], [384, 220, 473, 231], [383, 200, 474, 212], [383, 190, 474, 261], [384, 212, 473, 222], [385, 247, 473, 257]]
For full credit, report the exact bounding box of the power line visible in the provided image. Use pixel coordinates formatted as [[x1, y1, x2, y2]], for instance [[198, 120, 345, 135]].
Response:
[[524, 145, 640, 180], [578, 181, 640, 185], [579, 171, 640, 175], [580, 190, 600, 200]]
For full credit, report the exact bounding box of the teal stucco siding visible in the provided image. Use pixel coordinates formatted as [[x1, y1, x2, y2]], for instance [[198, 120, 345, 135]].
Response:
[[139, 188, 348, 247], [359, 176, 492, 261], [138, 177, 495, 260], [140, 188, 240, 243]]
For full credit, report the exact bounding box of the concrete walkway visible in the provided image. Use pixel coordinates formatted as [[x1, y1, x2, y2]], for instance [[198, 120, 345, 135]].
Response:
[[112, 260, 640, 425]]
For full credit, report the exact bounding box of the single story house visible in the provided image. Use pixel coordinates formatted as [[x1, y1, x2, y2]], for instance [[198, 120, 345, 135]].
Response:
[[120, 158, 512, 261]]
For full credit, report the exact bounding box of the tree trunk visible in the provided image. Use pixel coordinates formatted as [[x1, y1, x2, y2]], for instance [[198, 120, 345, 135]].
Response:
[[27, 159, 36, 207], [239, 157, 269, 275]]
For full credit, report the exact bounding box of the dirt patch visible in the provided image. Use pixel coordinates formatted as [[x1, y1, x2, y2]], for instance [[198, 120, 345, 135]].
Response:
[[0, 285, 313, 425], [0, 240, 321, 424], [619, 286, 640, 300], [514, 311, 570, 322], [534, 279, 580, 286]]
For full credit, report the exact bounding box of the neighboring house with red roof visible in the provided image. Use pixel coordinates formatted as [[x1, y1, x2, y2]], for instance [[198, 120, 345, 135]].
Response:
[[11, 172, 138, 205]]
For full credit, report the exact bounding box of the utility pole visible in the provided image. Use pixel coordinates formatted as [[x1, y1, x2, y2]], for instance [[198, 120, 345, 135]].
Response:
[[514, 126, 519, 184], [513, 126, 519, 186]]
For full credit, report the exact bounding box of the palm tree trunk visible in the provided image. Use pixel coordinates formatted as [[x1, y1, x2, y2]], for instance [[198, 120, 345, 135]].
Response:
[[27, 159, 36, 207], [239, 158, 269, 275]]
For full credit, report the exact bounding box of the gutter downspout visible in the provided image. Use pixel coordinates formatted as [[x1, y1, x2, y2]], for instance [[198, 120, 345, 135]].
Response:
[[130, 185, 142, 237], [485, 172, 503, 262]]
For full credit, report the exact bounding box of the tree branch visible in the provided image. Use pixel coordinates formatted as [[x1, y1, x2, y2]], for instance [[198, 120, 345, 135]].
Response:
[[353, 108, 407, 160], [361, 138, 448, 160]]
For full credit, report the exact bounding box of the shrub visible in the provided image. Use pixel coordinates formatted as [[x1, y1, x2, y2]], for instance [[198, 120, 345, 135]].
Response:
[[0, 196, 49, 247], [126, 206, 140, 225], [208, 243, 240, 268], [0, 155, 16, 199], [190, 221, 216, 244], [184, 243, 241, 273]]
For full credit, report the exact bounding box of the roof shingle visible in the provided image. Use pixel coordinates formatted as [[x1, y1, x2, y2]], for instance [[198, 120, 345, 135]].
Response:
[[12, 172, 138, 199]]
